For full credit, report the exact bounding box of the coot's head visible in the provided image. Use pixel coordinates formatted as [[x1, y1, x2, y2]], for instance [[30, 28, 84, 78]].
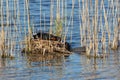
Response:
[[33, 32, 42, 39], [65, 42, 71, 51], [33, 34, 38, 39], [33, 32, 49, 40]]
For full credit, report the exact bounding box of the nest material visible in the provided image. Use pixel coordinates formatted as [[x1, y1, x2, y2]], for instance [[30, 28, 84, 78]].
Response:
[[22, 39, 72, 56]]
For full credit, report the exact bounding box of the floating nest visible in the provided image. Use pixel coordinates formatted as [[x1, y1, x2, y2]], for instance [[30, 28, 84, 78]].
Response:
[[22, 39, 72, 56], [22, 32, 72, 56]]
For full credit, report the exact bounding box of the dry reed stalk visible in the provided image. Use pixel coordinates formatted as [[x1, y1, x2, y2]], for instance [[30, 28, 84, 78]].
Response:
[[84, 0, 87, 47], [24, 0, 26, 28], [99, 4, 108, 58], [86, 30, 93, 56], [109, 0, 114, 40], [6, 0, 9, 56], [10, 41, 14, 58], [13, 0, 18, 56], [70, 0, 75, 43], [55, 0, 63, 37], [61, 0, 65, 45], [89, 0, 94, 53], [108, 1, 119, 50], [13, 0, 17, 31], [85, 0, 91, 47], [24, 0, 26, 37], [102, 0, 111, 46], [111, 23, 119, 50], [0, 0, 5, 57], [24, 0, 27, 53], [40, 0, 42, 31], [63, 0, 68, 43], [61, 0, 64, 18], [50, 0, 54, 34], [100, 1, 103, 33], [0, 1, 1, 14], [86, 40, 93, 56], [118, 19, 120, 41], [78, 0, 83, 46], [0, 29, 6, 57], [99, 1, 104, 53], [81, 0, 87, 47], [84, 1, 89, 46], [61, 0, 65, 42], [39, 0, 43, 47], [101, 31, 106, 54], [17, 0, 21, 50], [6, 0, 9, 27], [56, 0, 60, 22], [11, 22, 15, 57], [63, 0, 75, 46], [9, 23, 15, 58], [1, 0, 15, 58], [112, 31, 118, 50], [93, 0, 99, 56], [44, 13, 46, 31], [26, 0, 32, 51], [86, 0, 94, 56]]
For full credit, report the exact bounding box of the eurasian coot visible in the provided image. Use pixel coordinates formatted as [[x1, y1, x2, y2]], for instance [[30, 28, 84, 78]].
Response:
[[33, 32, 61, 41], [33, 31, 71, 51]]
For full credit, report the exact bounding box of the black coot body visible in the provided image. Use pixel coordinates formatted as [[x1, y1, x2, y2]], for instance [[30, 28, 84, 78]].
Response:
[[33, 32, 61, 41], [33, 32, 49, 40], [33, 31, 71, 51]]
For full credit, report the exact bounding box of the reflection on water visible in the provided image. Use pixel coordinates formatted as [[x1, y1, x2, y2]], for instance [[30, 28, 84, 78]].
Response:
[[79, 49, 120, 80], [25, 53, 67, 66], [0, 49, 120, 79], [0, 0, 120, 80]]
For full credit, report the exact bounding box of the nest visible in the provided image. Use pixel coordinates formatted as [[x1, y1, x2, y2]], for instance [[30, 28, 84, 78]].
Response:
[[22, 39, 72, 56]]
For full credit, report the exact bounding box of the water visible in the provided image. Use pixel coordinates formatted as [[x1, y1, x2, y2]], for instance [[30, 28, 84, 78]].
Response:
[[0, 0, 120, 80]]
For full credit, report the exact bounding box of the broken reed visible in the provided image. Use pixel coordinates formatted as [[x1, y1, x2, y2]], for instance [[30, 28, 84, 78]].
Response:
[[50, 0, 53, 34]]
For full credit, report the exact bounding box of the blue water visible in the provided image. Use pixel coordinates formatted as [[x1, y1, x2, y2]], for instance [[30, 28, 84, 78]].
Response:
[[0, 0, 120, 80]]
